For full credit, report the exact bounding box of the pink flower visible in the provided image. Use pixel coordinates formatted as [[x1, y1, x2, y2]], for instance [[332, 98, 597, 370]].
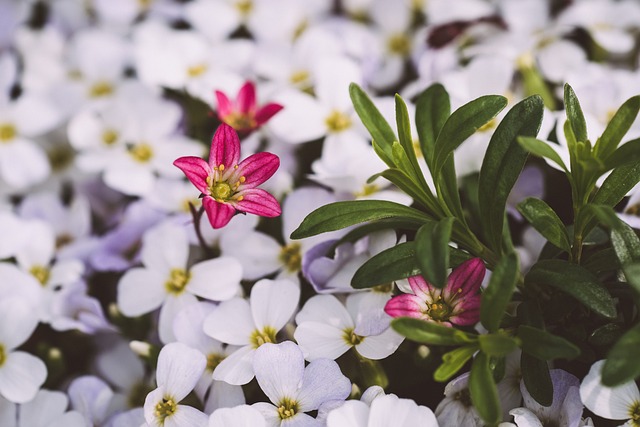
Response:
[[173, 124, 281, 229], [215, 81, 283, 132], [384, 258, 485, 326]]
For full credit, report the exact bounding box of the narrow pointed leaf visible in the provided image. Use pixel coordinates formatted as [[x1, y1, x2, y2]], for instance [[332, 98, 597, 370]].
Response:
[[416, 83, 450, 168], [604, 138, 640, 170], [518, 325, 581, 360], [434, 345, 477, 382], [479, 95, 543, 252], [586, 204, 640, 266], [395, 94, 425, 186], [526, 259, 616, 319], [517, 198, 572, 253], [521, 352, 553, 407], [518, 136, 569, 172], [392, 317, 477, 346], [478, 334, 519, 357], [602, 322, 640, 386], [595, 95, 640, 159], [564, 83, 588, 142], [415, 217, 454, 288], [469, 352, 501, 425], [480, 252, 519, 332]]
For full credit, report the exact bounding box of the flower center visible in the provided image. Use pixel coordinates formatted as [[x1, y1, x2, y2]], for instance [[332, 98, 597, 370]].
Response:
[[279, 243, 302, 273], [627, 203, 640, 216], [290, 70, 310, 86], [207, 353, 225, 372], [56, 234, 74, 249], [48, 145, 75, 172], [212, 182, 232, 200], [102, 129, 119, 146], [165, 268, 190, 295], [387, 33, 411, 56], [223, 112, 257, 131], [277, 397, 299, 420], [235, 0, 253, 16], [428, 301, 452, 322], [30, 265, 50, 286], [89, 81, 114, 98], [0, 345, 5, 367], [187, 63, 208, 78], [630, 401, 640, 426], [154, 397, 177, 422], [453, 389, 473, 407], [355, 183, 380, 197], [372, 282, 394, 294], [342, 328, 365, 346], [206, 166, 246, 203], [0, 123, 16, 143], [250, 326, 277, 349], [128, 143, 154, 163], [325, 110, 352, 133]]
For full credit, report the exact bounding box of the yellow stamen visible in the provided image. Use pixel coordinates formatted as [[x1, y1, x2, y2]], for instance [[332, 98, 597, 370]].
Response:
[[277, 397, 299, 420], [154, 397, 177, 422], [0, 123, 16, 142], [128, 143, 154, 163], [30, 265, 50, 286], [165, 269, 190, 295], [89, 81, 114, 98], [325, 110, 352, 133], [187, 63, 208, 78], [250, 326, 277, 348]]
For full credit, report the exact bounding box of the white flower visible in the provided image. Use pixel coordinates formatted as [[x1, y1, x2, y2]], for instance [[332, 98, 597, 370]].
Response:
[[68, 376, 115, 426], [435, 373, 483, 427], [326, 394, 439, 427], [117, 222, 243, 343], [203, 278, 300, 385], [143, 342, 208, 427], [579, 359, 640, 424], [209, 405, 266, 427], [0, 297, 47, 403], [252, 341, 352, 426], [0, 389, 85, 427]]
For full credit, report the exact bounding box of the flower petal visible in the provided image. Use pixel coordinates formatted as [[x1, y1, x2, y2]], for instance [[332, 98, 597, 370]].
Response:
[[369, 395, 438, 427], [173, 156, 211, 194], [445, 258, 485, 299], [116, 268, 166, 317], [203, 197, 236, 229], [209, 124, 240, 169], [165, 405, 208, 427], [0, 351, 47, 403], [235, 189, 281, 217], [159, 293, 198, 344], [209, 405, 266, 427], [187, 257, 242, 301], [236, 152, 280, 188], [253, 342, 304, 405], [355, 328, 404, 360], [212, 346, 256, 385], [294, 322, 351, 361], [449, 294, 481, 326], [0, 297, 39, 350], [203, 298, 254, 346], [384, 295, 427, 319], [297, 358, 351, 412], [236, 81, 256, 114], [579, 360, 640, 420], [296, 295, 353, 329], [326, 400, 369, 427], [407, 275, 435, 301], [250, 279, 300, 332], [156, 342, 207, 401], [255, 103, 284, 126], [215, 91, 233, 119]]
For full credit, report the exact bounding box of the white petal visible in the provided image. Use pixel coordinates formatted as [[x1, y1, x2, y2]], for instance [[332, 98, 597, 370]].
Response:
[[369, 394, 438, 427], [18, 389, 68, 426], [141, 222, 189, 272], [95, 340, 145, 391], [187, 257, 242, 301], [204, 380, 246, 414], [209, 404, 266, 427], [296, 295, 353, 329], [11, 94, 61, 137], [250, 279, 300, 331], [509, 408, 543, 427], [297, 358, 351, 412], [592, 28, 635, 54], [203, 298, 254, 346], [158, 293, 198, 344], [165, 405, 208, 427], [173, 301, 220, 354], [0, 395, 16, 427], [579, 360, 640, 420], [116, 268, 166, 317], [49, 411, 86, 427], [0, 297, 39, 350], [253, 342, 305, 405], [0, 138, 50, 188], [0, 351, 47, 404], [211, 345, 256, 386], [294, 322, 351, 361], [14, 220, 54, 269], [268, 89, 327, 144], [156, 342, 206, 401], [0, 212, 25, 259], [219, 231, 282, 280], [326, 400, 369, 427], [68, 376, 113, 424], [103, 162, 155, 197], [355, 327, 404, 360]]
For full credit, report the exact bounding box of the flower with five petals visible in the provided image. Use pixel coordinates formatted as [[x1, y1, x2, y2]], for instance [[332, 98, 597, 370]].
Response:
[[215, 81, 283, 133]]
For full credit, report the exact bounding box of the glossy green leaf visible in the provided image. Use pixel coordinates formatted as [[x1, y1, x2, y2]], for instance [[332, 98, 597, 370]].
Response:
[[518, 325, 580, 360], [602, 322, 640, 386], [433, 95, 507, 179], [589, 323, 623, 346], [469, 352, 501, 424], [526, 259, 617, 319], [564, 83, 588, 143], [518, 136, 569, 172], [415, 217, 454, 288], [328, 219, 422, 253], [478, 333, 519, 357], [480, 252, 519, 332], [376, 169, 439, 213], [290, 200, 430, 240], [479, 95, 543, 252], [349, 83, 397, 167], [415, 83, 450, 168], [434, 345, 477, 382], [604, 138, 640, 171], [595, 95, 640, 159], [623, 263, 640, 295], [395, 94, 425, 185], [517, 198, 572, 253], [521, 352, 553, 407], [391, 317, 477, 346], [593, 162, 640, 206], [587, 204, 640, 266]]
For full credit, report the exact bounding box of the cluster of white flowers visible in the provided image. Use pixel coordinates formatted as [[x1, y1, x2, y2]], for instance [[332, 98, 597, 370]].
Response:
[[2, 0, 640, 425]]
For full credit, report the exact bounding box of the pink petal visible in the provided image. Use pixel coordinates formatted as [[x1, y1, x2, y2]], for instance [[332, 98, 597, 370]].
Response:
[[408, 275, 435, 301], [445, 258, 485, 300], [173, 156, 210, 194], [384, 295, 427, 319], [449, 294, 481, 326], [236, 81, 256, 114], [215, 91, 233, 119], [203, 197, 236, 229], [236, 152, 280, 188], [235, 188, 281, 217], [255, 103, 284, 125], [209, 124, 241, 169]]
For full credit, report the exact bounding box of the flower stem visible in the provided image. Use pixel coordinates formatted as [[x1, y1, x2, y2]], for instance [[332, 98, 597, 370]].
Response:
[[189, 202, 214, 256]]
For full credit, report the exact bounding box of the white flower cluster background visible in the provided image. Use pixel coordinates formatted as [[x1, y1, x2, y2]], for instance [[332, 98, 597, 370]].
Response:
[[1, 0, 640, 426]]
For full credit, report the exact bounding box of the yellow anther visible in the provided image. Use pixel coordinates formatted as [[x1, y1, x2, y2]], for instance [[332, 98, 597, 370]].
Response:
[[239, 176, 246, 183], [219, 164, 225, 171], [236, 196, 244, 201], [0, 123, 16, 142]]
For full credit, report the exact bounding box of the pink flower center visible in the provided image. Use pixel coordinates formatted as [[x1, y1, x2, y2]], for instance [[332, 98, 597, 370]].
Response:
[[206, 164, 246, 203], [428, 301, 453, 322], [223, 112, 257, 131]]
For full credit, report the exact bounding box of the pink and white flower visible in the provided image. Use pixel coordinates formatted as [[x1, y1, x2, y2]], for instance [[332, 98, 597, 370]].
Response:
[[174, 123, 281, 229], [384, 258, 485, 326], [215, 81, 283, 133]]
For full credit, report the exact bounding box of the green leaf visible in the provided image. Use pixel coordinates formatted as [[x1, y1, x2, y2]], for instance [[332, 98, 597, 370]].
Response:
[[392, 140, 415, 177], [526, 259, 617, 319], [518, 325, 581, 360], [349, 83, 397, 167], [595, 95, 640, 159], [328, 219, 421, 253], [604, 138, 640, 171], [589, 323, 623, 346], [395, 94, 425, 184], [602, 322, 640, 386], [434, 345, 477, 382], [564, 83, 588, 143], [521, 352, 553, 407], [481, 252, 520, 332], [352, 242, 421, 289], [479, 333, 519, 357], [290, 200, 430, 240], [377, 168, 439, 213], [433, 95, 507, 179], [415, 83, 450, 169], [479, 95, 543, 252], [623, 263, 640, 295], [391, 317, 477, 346], [415, 217, 454, 288], [586, 204, 640, 266], [469, 352, 501, 424], [593, 162, 640, 206], [517, 198, 572, 253], [518, 136, 569, 172]]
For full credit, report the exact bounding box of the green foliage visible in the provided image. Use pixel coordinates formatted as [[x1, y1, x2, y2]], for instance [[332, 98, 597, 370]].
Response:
[[517, 325, 581, 360], [480, 252, 519, 332], [391, 317, 477, 346], [517, 197, 572, 253], [415, 217, 454, 288], [469, 352, 501, 425], [602, 323, 640, 386]]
